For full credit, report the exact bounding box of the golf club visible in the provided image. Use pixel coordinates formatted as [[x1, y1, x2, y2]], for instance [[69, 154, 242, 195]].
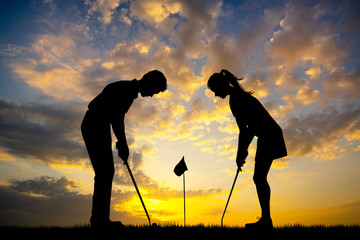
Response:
[[125, 161, 151, 226], [221, 168, 240, 227]]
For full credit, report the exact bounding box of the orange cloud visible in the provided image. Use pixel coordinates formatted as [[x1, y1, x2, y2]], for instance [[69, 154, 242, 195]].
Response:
[[86, 0, 120, 24], [296, 85, 320, 105]]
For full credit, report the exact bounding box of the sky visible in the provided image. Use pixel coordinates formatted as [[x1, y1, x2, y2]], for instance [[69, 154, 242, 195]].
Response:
[[0, 0, 359, 226]]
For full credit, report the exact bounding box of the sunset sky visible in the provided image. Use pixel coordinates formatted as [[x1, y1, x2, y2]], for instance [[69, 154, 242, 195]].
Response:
[[0, 0, 359, 226]]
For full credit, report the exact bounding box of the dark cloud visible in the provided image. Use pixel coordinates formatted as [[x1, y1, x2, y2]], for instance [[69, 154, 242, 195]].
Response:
[[283, 103, 360, 157], [324, 68, 360, 101], [0, 176, 91, 226], [0, 98, 87, 165], [10, 176, 80, 198], [114, 149, 160, 189], [0, 175, 147, 226]]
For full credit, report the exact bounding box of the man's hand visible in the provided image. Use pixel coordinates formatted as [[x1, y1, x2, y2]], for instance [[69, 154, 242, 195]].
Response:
[[116, 141, 129, 164], [236, 150, 248, 172]]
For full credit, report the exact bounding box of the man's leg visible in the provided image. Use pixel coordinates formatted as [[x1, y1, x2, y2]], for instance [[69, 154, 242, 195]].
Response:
[[90, 146, 114, 225], [82, 114, 114, 225]]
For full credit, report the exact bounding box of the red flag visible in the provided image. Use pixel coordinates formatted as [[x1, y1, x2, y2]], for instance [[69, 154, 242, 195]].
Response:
[[174, 156, 187, 176]]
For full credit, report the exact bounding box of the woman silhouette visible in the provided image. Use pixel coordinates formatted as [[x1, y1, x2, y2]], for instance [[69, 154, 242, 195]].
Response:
[[207, 69, 287, 229]]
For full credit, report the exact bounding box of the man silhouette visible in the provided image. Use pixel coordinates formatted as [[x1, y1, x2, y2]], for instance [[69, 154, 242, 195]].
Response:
[[81, 70, 167, 227]]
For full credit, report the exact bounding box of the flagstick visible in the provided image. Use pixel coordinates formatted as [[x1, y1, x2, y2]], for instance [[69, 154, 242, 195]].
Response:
[[183, 172, 186, 227]]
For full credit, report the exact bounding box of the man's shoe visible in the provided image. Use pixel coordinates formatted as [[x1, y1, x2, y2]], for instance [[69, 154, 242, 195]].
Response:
[[90, 218, 124, 228], [245, 217, 273, 230]]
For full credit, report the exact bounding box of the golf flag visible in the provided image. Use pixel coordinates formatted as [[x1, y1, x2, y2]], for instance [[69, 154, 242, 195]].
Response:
[[174, 156, 188, 226], [174, 156, 187, 176]]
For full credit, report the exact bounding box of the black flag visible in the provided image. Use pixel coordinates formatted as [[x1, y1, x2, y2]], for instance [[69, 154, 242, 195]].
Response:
[[174, 156, 187, 176]]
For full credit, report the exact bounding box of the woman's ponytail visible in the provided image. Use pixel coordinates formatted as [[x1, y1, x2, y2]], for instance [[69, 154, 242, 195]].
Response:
[[220, 69, 245, 90], [207, 69, 253, 95]]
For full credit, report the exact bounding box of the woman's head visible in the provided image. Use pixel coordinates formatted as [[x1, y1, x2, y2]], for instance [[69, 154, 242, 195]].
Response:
[[207, 69, 249, 98], [207, 72, 229, 98], [139, 70, 167, 97]]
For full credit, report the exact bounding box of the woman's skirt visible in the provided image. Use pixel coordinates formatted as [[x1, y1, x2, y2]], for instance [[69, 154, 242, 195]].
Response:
[[255, 128, 287, 161]]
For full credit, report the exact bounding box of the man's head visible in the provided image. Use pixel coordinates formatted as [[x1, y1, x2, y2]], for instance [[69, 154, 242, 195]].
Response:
[[139, 70, 167, 97]]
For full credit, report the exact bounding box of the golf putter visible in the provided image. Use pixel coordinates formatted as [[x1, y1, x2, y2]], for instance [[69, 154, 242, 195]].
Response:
[[221, 168, 240, 227], [125, 161, 151, 225]]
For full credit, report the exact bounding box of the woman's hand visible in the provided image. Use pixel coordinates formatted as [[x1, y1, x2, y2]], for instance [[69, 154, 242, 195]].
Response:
[[116, 141, 129, 164], [236, 149, 248, 171]]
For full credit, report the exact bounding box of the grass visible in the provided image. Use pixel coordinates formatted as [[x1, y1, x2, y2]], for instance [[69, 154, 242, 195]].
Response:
[[1, 223, 359, 237]]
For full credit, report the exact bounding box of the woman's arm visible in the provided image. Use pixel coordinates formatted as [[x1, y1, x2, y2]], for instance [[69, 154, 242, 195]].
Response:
[[236, 118, 255, 170]]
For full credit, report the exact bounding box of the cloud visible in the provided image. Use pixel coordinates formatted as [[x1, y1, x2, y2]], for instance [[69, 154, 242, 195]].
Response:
[[295, 85, 320, 105], [130, 0, 222, 29], [201, 1, 285, 80], [283, 103, 360, 158], [114, 148, 158, 188], [183, 96, 232, 125], [0, 98, 87, 165], [3, 0, 222, 100], [107, 35, 204, 94], [86, 0, 123, 24], [130, 0, 181, 24], [0, 176, 91, 226], [265, 0, 357, 99], [135, 0, 223, 92], [8, 33, 96, 101], [260, 1, 360, 161], [3, 1, 358, 162], [124, 98, 186, 141], [0, 44, 26, 57], [266, 0, 348, 70], [323, 68, 360, 102], [9, 176, 82, 198]]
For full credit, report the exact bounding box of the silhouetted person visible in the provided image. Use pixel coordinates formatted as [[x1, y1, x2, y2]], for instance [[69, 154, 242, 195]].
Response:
[[81, 70, 167, 227], [207, 69, 287, 230]]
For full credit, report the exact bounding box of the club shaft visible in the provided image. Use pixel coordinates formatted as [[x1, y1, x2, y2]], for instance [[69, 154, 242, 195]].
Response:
[[125, 162, 151, 225], [221, 169, 240, 227], [183, 173, 186, 227]]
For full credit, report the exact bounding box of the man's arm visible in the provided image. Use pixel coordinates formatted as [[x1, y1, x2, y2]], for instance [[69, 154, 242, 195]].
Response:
[[112, 114, 129, 163]]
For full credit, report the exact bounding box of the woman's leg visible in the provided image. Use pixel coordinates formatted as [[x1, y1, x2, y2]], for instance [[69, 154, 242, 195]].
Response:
[[253, 159, 273, 220]]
